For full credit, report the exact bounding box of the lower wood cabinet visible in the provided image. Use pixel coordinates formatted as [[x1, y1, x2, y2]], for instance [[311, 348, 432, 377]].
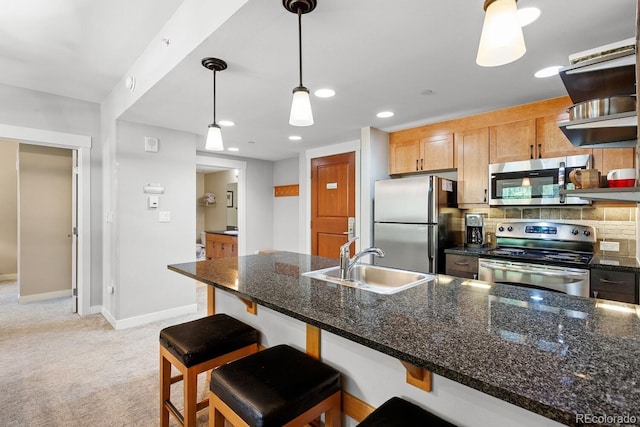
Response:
[[206, 233, 238, 259], [590, 268, 638, 304], [445, 254, 478, 279]]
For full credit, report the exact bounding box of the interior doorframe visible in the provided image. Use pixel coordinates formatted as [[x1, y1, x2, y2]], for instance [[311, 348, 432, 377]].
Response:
[[302, 141, 360, 254], [195, 154, 247, 255], [0, 123, 91, 315]]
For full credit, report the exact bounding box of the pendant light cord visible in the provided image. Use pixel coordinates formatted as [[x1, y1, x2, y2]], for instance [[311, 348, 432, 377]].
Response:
[[212, 70, 217, 124], [297, 9, 303, 87]]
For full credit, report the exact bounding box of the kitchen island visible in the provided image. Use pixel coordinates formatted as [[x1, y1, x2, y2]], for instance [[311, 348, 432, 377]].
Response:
[[169, 252, 640, 426]]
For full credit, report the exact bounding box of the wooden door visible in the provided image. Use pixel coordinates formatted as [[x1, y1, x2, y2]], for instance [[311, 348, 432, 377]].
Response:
[[536, 113, 588, 158], [389, 139, 419, 174], [456, 127, 489, 205], [420, 133, 454, 171], [489, 119, 536, 163], [311, 152, 356, 259]]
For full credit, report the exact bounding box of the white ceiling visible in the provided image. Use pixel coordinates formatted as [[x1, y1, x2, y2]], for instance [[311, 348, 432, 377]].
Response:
[[1, 0, 635, 161]]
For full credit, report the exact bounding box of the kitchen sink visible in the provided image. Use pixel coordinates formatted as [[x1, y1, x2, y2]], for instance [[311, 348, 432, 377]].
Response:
[[302, 263, 434, 294]]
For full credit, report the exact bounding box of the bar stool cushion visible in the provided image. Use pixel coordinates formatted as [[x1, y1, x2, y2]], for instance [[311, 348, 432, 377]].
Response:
[[160, 313, 258, 367], [358, 397, 456, 427], [210, 344, 341, 427]]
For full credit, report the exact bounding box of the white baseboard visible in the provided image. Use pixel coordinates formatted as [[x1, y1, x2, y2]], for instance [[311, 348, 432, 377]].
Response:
[[89, 305, 102, 315], [19, 289, 72, 303], [102, 304, 198, 330], [0, 273, 18, 282]]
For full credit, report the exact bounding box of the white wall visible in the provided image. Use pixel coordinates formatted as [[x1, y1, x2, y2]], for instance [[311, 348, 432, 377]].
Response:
[[0, 140, 18, 277], [0, 83, 102, 307], [360, 127, 390, 249], [273, 157, 300, 252], [244, 158, 274, 254], [109, 120, 196, 325]]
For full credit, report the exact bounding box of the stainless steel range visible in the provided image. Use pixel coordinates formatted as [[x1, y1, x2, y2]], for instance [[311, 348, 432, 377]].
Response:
[[478, 221, 595, 297]]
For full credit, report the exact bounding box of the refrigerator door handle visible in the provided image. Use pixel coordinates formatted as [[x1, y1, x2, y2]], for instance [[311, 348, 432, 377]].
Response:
[[427, 225, 436, 273], [427, 176, 434, 224]]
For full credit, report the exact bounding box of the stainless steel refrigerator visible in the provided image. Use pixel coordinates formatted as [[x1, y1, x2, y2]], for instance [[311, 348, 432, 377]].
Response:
[[373, 176, 461, 274]]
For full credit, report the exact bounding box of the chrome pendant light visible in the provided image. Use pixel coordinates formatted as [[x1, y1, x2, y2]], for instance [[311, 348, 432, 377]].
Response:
[[284, 0, 316, 126], [202, 57, 228, 151], [476, 0, 526, 67]]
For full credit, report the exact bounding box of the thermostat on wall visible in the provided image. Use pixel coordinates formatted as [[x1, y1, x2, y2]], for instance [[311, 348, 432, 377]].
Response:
[[144, 137, 159, 152]]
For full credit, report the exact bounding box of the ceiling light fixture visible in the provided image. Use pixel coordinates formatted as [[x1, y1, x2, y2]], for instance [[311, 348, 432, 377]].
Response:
[[476, 0, 526, 67], [288, 135, 302, 141], [376, 111, 394, 118], [314, 88, 335, 98], [534, 65, 562, 78], [202, 57, 228, 151], [284, 0, 316, 126], [517, 7, 540, 27]]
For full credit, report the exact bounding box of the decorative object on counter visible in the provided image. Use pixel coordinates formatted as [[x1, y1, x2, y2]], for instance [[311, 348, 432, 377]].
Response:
[[202, 57, 228, 151], [569, 168, 600, 189], [607, 168, 636, 187], [476, 0, 526, 67], [283, 0, 316, 126]]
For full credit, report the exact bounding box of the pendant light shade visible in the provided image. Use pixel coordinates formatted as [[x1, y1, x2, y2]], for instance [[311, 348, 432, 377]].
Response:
[[284, 0, 316, 127], [206, 124, 224, 151], [476, 0, 526, 67], [201, 57, 227, 151], [289, 86, 313, 126]]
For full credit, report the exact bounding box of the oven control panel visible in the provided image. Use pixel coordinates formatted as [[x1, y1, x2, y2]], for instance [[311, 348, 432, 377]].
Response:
[[495, 221, 596, 243]]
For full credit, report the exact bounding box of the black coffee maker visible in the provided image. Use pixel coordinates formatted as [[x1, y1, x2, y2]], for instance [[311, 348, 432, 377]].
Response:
[[465, 213, 484, 248]]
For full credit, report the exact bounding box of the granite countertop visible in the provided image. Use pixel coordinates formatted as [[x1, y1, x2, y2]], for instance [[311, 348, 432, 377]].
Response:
[[168, 252, 640, 425], [205, 230, 239, 236]]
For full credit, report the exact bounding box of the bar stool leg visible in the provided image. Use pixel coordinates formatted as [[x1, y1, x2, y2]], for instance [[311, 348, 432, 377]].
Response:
[[160, 353, 172, 427], [183, 368, 198, 427]]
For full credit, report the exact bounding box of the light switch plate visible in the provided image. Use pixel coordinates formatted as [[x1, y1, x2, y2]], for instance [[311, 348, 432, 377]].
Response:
[[159, 211, 171, 222], [599, 241, 620, 251]]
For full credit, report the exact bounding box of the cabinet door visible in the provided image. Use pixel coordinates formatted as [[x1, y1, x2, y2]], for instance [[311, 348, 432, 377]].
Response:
[[445, 254, 478, 279], [456, 128, 489, 205], [389, 140, 420, 174], [592, 148, 635, 176], [537, 113, 588, 158], [489, 119, 536, 163], [420, 133, 454, 171], [206, 238, 215, 260]]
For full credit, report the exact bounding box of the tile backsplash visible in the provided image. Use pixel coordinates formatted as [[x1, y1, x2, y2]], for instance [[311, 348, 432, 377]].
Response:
[[461, 207, 637, 257]]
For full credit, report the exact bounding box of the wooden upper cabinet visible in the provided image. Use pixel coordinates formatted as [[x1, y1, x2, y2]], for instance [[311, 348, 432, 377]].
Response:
[[389, 139, 421, 174], [389, 133, 453, 175], [489, 119, 536, 163], [592, 147, 635, 174], [536, 112, 588, 159], [420, 133, 454, 171], [456, 127, 489, 206]]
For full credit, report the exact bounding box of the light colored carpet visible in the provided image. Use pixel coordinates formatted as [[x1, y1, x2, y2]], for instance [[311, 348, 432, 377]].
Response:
[[0, 280, 211, 426]]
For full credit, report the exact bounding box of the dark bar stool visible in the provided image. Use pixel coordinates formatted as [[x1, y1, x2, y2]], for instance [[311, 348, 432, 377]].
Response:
[[159, 313, 259, 427], [209, 344, 342, 427], [357, 397, 456, 427]]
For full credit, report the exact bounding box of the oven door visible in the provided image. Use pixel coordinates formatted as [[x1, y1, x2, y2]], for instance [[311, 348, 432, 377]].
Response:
[[478, 258, 590, 297]]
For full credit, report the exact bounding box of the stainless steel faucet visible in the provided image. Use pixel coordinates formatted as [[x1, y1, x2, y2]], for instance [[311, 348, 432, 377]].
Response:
[[339, 237, 385, 280]]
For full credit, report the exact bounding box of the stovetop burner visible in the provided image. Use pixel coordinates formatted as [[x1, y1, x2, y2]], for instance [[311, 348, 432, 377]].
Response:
[[485, 221, 596, 267]]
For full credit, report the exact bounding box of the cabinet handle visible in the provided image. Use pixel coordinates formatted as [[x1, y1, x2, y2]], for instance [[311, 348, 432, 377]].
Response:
[[483, 189, 487, 203], [529, 144, 534, 159], [538, 144, 542, 159], [416, 159, 419, 171], [454, 261, 470, 266], [599, 278, 625, 285], [420, 158, 424, 170]]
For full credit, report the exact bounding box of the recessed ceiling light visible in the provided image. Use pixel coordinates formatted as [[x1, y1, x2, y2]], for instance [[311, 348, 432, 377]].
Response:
[[227, 147, 239, 152], [376, 111, 394, 118], [534, 65, 562, 78], [518, 7, 540, 27], [314, 88, 335, 98], [219, 120, 235, 127], [288, 135, 302, 141]]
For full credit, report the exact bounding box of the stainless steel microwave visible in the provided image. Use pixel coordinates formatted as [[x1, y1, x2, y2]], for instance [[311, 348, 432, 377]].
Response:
[[489, 154, 591, 206]]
